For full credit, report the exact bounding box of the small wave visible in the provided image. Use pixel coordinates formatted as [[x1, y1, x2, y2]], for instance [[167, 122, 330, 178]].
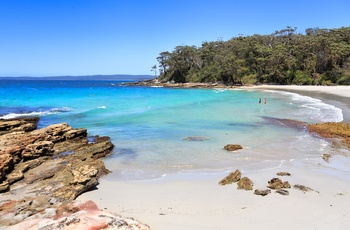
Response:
[[0, 107, 72, 119], [213, 89, 227, 93], [97, 106, 106, 109], [267, 90, 343, 122]]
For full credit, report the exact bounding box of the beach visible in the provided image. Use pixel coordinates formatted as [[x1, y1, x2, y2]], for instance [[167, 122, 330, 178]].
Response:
[[77, 85, 350, 230]]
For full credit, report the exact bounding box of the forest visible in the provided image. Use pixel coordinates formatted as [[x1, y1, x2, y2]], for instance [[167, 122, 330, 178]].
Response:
[[155, 26, 350, 85]]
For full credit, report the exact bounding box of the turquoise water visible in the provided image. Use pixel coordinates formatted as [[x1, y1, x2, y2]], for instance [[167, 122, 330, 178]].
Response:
[[0, 80, 344, 180]]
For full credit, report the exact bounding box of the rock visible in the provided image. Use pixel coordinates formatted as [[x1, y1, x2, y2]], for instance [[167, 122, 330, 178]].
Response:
[[322, 153, 332, 162], [267, 178, 291, 189], [22, 141, 54, 160], [237, 177, 253, 190], [7, 170, 24, 184], [276, 189, 289, 195], [219, 169, 241, 185], [254, 189, 271, 196], [0, 117, 121, 227], [260, 116, 308, 130], [307, 122, 350, 148], [0, 181, 9, 192], [224, 144, 243, 152], [0, 153, 14, 177], [294, 184, 314, 193], [276, 172, 291, 176], [7, 200, 151, 230], [0, 117, 39, 135], [183, 136, 210, 141]]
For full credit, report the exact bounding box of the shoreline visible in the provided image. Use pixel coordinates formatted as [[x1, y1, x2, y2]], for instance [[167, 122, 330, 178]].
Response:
[[249, 85, 350, 123], [78, 85, 350, 230]]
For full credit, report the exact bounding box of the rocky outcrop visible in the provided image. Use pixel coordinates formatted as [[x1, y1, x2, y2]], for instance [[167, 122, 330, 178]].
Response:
[[307, 122, 350, 148], [0, 117, 149, 229], [218, 169, 241, 185], [224, 144, 243, 152], [126, 79, 233, 89], [0, 117, 39, 135], [2, 200, 150, 230]]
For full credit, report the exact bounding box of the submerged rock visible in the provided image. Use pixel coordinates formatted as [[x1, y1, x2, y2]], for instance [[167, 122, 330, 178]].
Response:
[[224, 144, 243, 152], [183, 136, 210, 141], [219, 169, 241, 185], [260, 116, 308, 130]]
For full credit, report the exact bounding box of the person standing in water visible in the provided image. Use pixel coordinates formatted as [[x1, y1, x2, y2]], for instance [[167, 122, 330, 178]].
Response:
[[264, 98, 266, 104], [259, 98, 261, 103]]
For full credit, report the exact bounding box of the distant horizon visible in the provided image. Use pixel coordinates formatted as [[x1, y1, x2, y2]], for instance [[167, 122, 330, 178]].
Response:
[[1, 0, 349, 77], [0, 74, 154, 81]]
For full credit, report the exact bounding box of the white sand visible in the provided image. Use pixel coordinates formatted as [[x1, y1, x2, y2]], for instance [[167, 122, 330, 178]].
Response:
[[251, 85, 350, 98], [78, 85, 350, 230]]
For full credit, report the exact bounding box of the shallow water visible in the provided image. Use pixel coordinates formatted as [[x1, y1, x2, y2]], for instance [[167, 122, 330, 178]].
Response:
[[0, 80, 345, 180]]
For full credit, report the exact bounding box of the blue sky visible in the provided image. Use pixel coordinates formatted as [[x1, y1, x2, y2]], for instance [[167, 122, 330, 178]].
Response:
[[1, 0, 349, 77]]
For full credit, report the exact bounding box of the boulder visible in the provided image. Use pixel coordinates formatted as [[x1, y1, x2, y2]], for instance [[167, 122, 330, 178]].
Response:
[[219, 169, 241, 185], [267, 178, 291, 189], [237, 177, 253, 190], [224, 144, 243, 152]]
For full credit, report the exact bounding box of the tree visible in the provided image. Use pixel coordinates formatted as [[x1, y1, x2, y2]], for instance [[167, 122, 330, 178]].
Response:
[[156, 26, 350, 85], [151, 65, 157, 78]]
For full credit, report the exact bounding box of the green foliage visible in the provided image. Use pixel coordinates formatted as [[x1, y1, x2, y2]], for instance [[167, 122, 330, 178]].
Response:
[[241, 74, 258, 85], [156, 26, 350, 85], [292, 71, 314, 85]]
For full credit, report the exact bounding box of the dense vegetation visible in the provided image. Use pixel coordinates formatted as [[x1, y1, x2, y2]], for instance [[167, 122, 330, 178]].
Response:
[[156, 26, 350, 85]]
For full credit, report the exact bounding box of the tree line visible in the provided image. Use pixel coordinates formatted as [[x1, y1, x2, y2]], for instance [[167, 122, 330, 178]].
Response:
[[155, 26, 350, 85]]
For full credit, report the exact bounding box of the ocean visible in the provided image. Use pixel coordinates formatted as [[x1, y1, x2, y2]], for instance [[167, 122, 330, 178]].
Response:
[[0, 79, 344, 181]]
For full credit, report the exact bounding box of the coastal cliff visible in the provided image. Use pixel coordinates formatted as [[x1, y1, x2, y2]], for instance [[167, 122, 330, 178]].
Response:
[[0, 117, 150, 229]]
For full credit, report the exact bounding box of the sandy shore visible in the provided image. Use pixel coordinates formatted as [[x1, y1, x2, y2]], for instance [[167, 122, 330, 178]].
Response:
[[78, 85, 350, 230], [251, 85, 350, 122]]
